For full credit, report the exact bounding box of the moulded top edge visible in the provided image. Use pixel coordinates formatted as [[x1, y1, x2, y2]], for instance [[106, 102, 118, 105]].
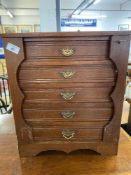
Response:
[[1, 31, 131, 38]]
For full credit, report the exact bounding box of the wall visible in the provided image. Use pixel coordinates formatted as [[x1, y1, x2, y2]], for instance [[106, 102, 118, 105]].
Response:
[[0, 0, 40, 26], [61, 1, 131, 31], [1, 16, 40, 25], [40, 0, 56, 32], [0, 0, 131, 31]]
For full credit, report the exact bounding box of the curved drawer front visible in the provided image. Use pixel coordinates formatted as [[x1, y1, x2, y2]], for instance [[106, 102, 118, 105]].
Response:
[[24, 87, 113, 102], [19, 66, 115, 82], [33, 127, 103, 141], [25, 41, 109, 59], [23, 108, 112, 121]]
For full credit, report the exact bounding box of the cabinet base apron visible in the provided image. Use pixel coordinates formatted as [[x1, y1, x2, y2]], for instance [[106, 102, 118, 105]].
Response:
[[19, 141, 118, 157]]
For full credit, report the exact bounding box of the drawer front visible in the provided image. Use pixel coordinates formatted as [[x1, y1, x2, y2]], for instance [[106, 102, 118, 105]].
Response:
[[25, 87, 112, 102], [19, 66, 115, 82], [23, 108, 112, 121], [25, 41, 109, 59], [33, 128, 103, 141]]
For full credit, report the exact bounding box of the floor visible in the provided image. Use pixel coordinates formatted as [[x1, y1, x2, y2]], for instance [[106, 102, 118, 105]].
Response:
[[0, 102, 130, 175], [121, 101, 130, 124]]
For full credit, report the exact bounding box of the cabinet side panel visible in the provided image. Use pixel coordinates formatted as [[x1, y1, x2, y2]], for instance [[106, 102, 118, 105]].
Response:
[[103, 36, 130, 143], [3, 37, 33, 144]]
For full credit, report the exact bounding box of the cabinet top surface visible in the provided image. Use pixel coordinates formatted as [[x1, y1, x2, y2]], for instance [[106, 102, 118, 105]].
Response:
[[1, 31, 131, 38]]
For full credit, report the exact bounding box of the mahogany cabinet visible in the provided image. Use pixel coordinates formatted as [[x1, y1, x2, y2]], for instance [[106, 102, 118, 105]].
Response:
[[2, 32, 131, 156]]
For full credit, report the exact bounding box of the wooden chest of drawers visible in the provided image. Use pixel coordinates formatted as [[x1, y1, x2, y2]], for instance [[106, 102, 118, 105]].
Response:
[[2, 32, 131, 156]]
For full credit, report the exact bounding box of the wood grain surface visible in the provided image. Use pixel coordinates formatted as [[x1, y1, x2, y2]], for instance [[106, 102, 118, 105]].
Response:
[[2, 32, 131, 156], [1, 30, 131, 37]]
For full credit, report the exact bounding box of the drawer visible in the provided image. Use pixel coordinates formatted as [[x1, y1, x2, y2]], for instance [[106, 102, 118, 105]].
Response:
[[25, 41, 109, 59], [25, 87, 112, 102], [23, 108, 113, 121], [19, 66, 115, 82], [33, 127, 103, 141]]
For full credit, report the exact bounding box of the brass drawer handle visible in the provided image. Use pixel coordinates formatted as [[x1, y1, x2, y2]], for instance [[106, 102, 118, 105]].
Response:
[[62, 129, 75, 140], [59, 70, 76, 79], [59, 48, 75, 57], [61, 111, 76, 119], [60, 92, 76, 100]]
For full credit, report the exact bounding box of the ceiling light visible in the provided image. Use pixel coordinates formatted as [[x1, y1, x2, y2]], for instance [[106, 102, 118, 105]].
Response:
[[0, 1, 14, 19], [71, 0, 96, 16], [73, 10, 81, 15], [93, 0, 101, 5], [6, 10, 14, 18]]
